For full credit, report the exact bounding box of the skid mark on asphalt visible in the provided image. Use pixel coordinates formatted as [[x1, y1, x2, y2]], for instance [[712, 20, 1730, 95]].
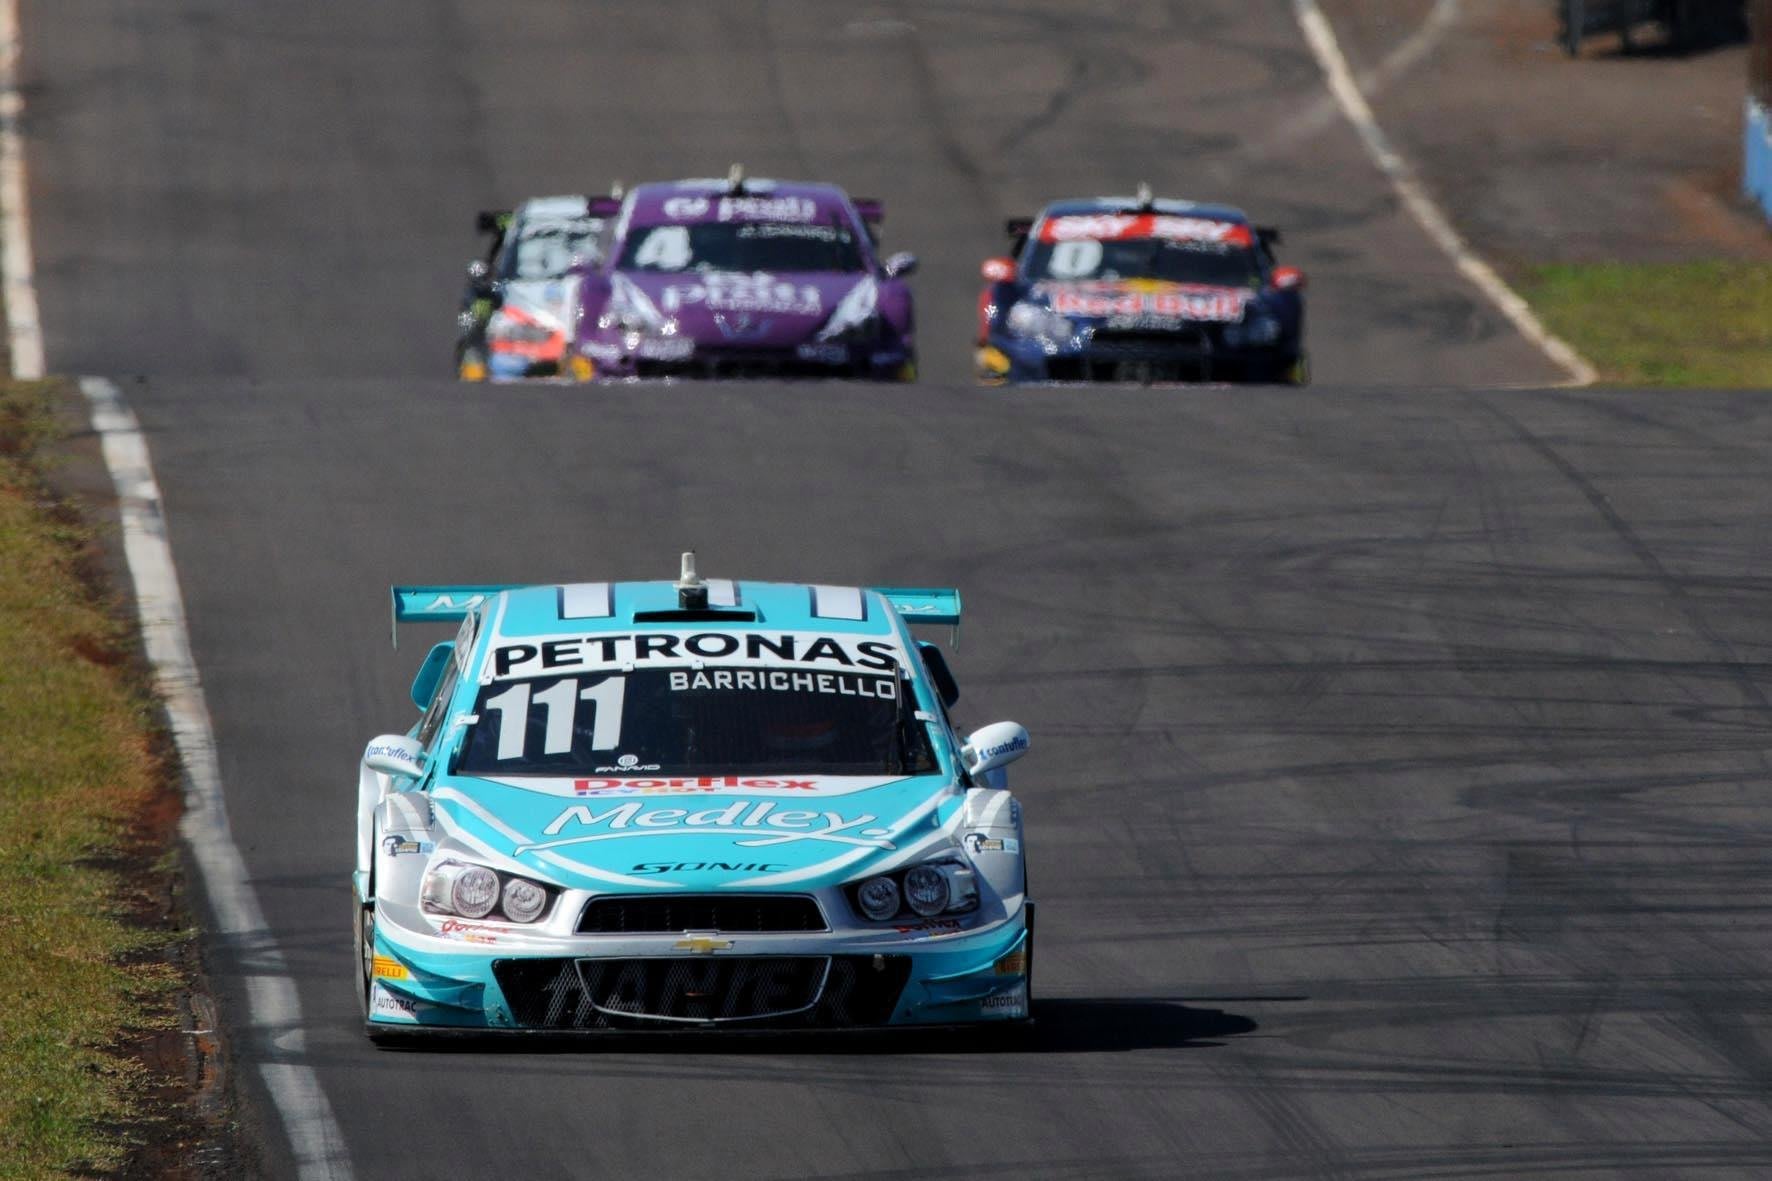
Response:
[[1471, 393, 1772, 720]]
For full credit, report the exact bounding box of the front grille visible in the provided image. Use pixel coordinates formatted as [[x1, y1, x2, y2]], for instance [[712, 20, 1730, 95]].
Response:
[[1089, 326, 1210, 354], [578, 895, 827, 934], [1049, 327, 1216, 382], [493, 955, 912, 1029]]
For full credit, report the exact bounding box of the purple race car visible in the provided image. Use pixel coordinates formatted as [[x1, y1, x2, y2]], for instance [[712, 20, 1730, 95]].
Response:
[[563, 169, 918, 381]]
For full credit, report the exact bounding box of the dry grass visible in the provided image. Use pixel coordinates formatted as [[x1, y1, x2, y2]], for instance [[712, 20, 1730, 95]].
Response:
[[0, 380, 180, 1179]]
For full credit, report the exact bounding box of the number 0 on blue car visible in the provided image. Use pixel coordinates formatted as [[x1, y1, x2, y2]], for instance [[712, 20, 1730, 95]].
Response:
[[355, 553, 1033, 1037]]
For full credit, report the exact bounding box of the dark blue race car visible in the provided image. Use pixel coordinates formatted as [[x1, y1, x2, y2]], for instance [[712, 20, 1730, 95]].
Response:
[[975, 189, 1308, 385]]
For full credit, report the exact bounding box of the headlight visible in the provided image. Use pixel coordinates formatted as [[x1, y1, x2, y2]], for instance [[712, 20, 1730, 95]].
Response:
[[848, 859, 979, 922], [421, 860, 553, 923], [903, 865, 949, 916], [501, 876, 549, 923], [1005, 301, 1072, 341], [856, 875, 901, 921], [817, 277, 882, 342], [451, 865, 499, 918]]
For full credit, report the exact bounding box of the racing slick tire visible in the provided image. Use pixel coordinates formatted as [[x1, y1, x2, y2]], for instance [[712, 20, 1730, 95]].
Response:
[[353, 895, 373, 1018]]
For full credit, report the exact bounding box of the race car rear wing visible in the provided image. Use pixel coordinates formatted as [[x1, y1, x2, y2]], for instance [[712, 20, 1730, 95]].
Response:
[[476, 210, 512, 235], [390, 583, 963, 646], [872, 586, 960, 626], [873, 586, 962, 646], [853, 198, 884, 225], [587, 195, 623, 217], [1256, 225, 1282, 249], [391, 584, 522, 646]]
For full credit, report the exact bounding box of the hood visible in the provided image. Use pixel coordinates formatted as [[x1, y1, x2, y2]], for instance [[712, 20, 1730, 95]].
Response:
[[614, 270, 881, 346], [497, 279, 573, 331], [1028, 278, 1254, 324], [428, 772, 961, 893]]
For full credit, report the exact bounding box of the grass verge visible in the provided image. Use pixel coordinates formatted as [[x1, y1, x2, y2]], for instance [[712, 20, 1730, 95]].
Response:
[[1520, 261, 1772, 387], [0, 379, 185, 1179]]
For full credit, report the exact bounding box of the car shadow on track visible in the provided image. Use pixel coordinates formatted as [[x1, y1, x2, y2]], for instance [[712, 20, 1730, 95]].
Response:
[[371, 997, 1262, 1056]]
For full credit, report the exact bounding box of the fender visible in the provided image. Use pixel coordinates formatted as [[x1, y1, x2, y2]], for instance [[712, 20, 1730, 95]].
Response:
[[959, 787, 1025, 906], [370, 792, 436, 906]]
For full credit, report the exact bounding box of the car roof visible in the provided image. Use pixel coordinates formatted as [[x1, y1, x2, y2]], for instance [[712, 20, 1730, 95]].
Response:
[[515, 195, 593, 221], [488, 579, 903, 640], [1039, 196, 1250, 224]]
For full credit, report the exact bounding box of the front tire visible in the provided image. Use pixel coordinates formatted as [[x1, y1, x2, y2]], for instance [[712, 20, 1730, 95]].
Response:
[[353, 897, 374, 1018]]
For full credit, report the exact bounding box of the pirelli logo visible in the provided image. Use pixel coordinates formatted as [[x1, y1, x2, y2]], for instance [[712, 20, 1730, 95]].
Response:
[[372, 955, 410, 981]]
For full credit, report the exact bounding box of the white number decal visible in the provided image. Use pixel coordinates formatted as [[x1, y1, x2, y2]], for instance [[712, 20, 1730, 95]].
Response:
[[483, 683, 531, 761], [533, 678, 578, 755], [633, 225, 691, 270], [1048, 239, 1103, 279], [485, 677, 627, 760], [580, 676, 626, 751]]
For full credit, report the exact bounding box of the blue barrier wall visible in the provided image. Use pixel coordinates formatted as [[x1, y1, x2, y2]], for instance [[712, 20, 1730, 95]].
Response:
[[1746, 98, 1772, 221]]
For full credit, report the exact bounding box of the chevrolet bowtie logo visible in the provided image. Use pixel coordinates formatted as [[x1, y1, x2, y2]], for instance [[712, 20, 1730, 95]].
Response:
[[673, 935, 733, 954]]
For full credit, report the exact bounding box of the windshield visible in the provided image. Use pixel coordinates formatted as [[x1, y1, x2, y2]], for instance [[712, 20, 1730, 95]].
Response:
[[454, 667, 937, 776], [506, 220, 603, 280], [618, 222, 866, 273], [1024, 236, 1261, 287]]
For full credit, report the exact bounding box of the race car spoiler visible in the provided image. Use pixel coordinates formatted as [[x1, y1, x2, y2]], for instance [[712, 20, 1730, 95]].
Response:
[[391, 583, 961, 646], [391, 584, 522, 646], [871, 587, 960, 627]]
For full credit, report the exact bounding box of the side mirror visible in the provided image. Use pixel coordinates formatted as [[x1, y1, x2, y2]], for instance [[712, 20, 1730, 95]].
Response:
[[883, 252, 918, 278], [410, 641, 454, 709], [962, 722, 1029, 778], [364, 734, 426, 781], [981, 256, 1017, 283], [1271, 266, 1305, 291], [466, 259, 490, 283]]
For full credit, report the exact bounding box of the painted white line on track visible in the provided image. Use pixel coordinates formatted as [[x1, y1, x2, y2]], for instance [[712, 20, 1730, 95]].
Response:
[[1240, 0, 1461, 164], [1293, 0, 1598, 387], [0, 0, 44, 378], [80, 379, 353, 1181]]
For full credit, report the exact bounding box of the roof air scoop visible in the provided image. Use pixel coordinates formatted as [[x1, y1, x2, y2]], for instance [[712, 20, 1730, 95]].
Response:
[[676, 550, 709, 610], [726, 163, 746, 195], [1135, 181, 1153, 210]]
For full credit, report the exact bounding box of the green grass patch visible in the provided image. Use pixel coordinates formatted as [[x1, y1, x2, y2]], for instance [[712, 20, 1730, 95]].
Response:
[[1520, 261, 1772, 387], [0, 380, 179, 1179]]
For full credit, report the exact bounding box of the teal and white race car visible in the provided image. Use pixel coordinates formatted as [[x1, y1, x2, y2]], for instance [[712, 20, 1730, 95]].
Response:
[[355, 554, 1033, 1038]]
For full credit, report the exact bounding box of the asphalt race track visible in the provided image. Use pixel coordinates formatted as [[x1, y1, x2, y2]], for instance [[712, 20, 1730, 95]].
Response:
[[20, 1, 1772, 1178]]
